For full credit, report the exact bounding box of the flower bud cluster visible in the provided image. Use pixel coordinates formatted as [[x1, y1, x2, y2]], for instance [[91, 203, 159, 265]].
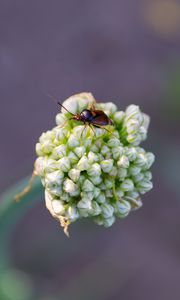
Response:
[[35, 93, 155, 234]]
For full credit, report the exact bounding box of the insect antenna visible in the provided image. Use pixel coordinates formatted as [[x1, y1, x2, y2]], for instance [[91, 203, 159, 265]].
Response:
[[46, 93, 75, 116], [57, 102, 74, 116]]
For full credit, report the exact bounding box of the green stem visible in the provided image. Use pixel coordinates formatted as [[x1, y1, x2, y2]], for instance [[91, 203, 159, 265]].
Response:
[[0, 176, 43, 273]]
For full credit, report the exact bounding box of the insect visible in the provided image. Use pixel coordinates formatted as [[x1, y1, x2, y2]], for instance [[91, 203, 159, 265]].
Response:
[[57, 100, 114, 135]]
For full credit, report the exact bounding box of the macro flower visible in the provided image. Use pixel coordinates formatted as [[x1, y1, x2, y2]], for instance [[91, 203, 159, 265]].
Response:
[[34, 92, 155, 235]]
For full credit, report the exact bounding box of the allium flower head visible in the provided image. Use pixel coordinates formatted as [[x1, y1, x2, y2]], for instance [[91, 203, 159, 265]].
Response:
[[35, 93, 155, 235]]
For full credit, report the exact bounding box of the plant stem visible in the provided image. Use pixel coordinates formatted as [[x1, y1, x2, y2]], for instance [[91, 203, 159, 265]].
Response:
[[0, 176, 43, 273]]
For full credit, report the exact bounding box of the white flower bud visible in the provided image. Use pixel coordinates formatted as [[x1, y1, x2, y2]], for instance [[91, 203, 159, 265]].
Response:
[[68, 134, 80, 147], [103, 102, 117, 114], [58, 157, 71, 172], [128, 165, 141, 176], [107, 138, 121, 148], [36, 143, 44, 156], [53, 127, 68, 141], [62, 96, 79, 114], [115, 200, 131, 218], [47, 186, 63, 196], [137, 180, 153, 194], [35, 157, 46, 176], [103, 215, 115, 227], [68, 169, 80, 182], [126, 119, 139, 134], [93, 187, 101, 198], [89, 176, 102, 185], [84, 137, 92, 147], [87, 163, 101, 177], [144, 171, 152, 181], [117, 155, 129, 168], [82, 179, 94, 192], [87, 151, 99, 163], [124, 196, 142, 210], [116, 188, 124, 198], [81, 191, 94, 201], [74, 146, 86, 158], [120, 179, 134, 191], [104, 178, 113, 189], [90, 201, 101, 216], [90, 145, 99, 153], [101, 203, 114, 218], [126, 191, 139, 199], [112, 146, 124, 160], [52, 200, 65, 215], [146, 152, 155, 169], [117, 168, 127, 181], [55, 113, 67, 126], [133, 172, 144, 183], [125, 105, 143, 124], [109, 167, 118, 177], [77, 155, 90, 171], [127, 133, 141, 145], [45, 170, 64, 187], [67, 205, 79, 222], [135, 153, 148, 167], [100, 159, 113, 173], [125, 147, 137, 161], [51, 144, 67, 159], [77, 199, 92, 217], [63, 178, 78, 194], [97, 192, 106, 203], [105, 189, 113, 198], [68, 151, 78, 163], [113, 111, 125, 124], [101, 145, 110, 156]]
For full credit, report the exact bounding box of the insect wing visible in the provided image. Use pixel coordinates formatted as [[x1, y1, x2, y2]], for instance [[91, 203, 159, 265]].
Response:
[[91, 112, 110, 126]]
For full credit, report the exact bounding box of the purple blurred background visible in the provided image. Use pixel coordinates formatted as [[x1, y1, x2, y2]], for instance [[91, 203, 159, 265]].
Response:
[[0, 0, 180, 299]]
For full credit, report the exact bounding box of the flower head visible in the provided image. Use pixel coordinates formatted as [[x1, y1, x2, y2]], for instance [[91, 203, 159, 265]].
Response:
[[35, 93, 155, 235]]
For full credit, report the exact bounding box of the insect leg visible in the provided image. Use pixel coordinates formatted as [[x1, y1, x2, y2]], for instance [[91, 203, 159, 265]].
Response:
[[80, 123, 87, 138], [89, 124, 96, 136]]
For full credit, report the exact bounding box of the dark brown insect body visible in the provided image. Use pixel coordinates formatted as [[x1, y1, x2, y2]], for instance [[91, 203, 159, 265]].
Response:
[[58, 101, 114, 129], [72, 108, 114, 127]]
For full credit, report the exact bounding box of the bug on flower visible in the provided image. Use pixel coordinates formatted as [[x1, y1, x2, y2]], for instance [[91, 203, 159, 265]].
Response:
[[57, 101, 114, 134]]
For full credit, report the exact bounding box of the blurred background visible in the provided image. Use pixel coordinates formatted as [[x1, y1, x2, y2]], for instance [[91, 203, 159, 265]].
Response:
[[0, 0, 180, 299]]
